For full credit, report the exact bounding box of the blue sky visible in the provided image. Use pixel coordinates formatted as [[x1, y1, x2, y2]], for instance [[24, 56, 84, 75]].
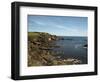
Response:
[[28, 15, 88, 36]]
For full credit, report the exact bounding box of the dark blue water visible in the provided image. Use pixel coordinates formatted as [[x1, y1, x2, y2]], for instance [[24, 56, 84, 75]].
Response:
[[52, 36, 88, 64]]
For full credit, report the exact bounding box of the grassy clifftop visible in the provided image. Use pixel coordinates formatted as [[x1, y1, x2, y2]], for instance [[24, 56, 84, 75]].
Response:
[[29, 32, 57, 42]]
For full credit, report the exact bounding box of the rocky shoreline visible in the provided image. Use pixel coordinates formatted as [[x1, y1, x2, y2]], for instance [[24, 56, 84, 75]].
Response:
[[28, 32, 82, 66]]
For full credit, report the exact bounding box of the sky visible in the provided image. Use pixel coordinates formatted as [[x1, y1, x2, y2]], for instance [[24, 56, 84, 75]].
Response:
[[28, 15, 88, 36]]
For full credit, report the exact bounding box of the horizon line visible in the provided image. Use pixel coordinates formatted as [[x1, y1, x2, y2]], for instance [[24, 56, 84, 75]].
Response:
[[28, 31, 87, 37]]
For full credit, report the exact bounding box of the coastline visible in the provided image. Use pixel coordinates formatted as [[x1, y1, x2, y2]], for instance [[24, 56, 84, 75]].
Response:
[[28, 32, 84, 66]]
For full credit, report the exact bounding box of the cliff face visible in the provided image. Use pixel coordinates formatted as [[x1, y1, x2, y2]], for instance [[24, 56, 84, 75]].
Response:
[[28, 32, 81, 66], [28, 32, 58, 66]]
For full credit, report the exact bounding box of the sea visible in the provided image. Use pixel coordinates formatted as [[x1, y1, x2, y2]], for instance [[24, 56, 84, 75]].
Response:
[[52, 36, 88, 64]]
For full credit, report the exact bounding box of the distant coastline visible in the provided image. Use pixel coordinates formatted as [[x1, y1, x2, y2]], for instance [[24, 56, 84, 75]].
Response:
[[28, 32, 87, 66], [57, 35, 87, 37]]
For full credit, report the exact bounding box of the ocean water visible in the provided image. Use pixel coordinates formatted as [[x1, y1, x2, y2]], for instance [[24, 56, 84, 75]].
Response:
[[52, 36, 88, 64]]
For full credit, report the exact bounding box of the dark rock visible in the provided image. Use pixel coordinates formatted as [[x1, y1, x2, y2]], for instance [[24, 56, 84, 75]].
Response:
[[83, 44, 88, 48]]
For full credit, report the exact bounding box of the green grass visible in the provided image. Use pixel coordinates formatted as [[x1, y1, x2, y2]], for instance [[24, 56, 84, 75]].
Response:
[[28, 32, 40, 36], [28, 32, 52, 43], [28, 32, 40, 42]]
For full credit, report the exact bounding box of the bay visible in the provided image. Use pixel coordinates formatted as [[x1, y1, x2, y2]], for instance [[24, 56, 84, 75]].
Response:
[[52, 36, 88, 64]]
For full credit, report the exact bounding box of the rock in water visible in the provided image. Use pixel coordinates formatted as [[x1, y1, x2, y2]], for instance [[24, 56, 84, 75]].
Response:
[[83, 44, 87, 48]]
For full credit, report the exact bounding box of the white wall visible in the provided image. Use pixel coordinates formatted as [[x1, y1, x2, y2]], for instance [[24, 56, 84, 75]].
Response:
[[0, 0, 99, 82]]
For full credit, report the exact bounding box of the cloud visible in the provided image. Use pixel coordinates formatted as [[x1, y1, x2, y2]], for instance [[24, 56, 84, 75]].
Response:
[[34, 21, 45, 25], [55, 24, 78, 32]]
